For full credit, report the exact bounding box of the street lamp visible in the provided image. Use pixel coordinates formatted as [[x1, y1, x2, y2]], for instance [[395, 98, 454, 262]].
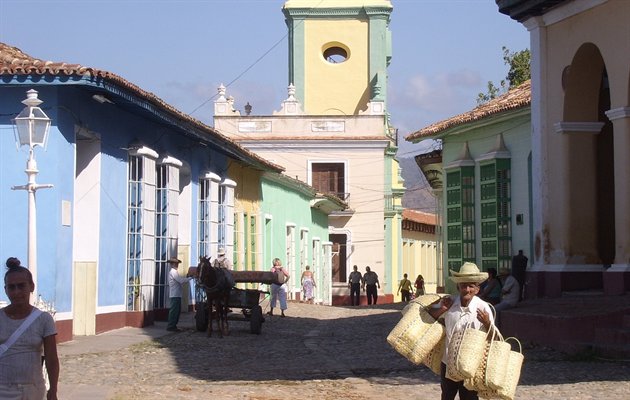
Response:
[[11, 89, 53, 297]]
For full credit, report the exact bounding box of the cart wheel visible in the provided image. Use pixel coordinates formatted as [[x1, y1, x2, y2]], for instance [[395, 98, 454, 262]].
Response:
[[250, 305, 263, 334], [195, 302, 208, 332]]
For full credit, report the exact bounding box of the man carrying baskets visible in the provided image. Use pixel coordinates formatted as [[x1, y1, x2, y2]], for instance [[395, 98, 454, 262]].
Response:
[[428, 262, 494, 400]]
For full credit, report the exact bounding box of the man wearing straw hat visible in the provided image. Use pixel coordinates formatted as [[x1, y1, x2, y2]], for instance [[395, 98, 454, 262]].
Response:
[[428, 262, 494, 400]]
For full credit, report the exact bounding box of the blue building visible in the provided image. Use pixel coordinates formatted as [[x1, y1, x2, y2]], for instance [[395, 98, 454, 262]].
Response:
[[0, 43, 287, 341]]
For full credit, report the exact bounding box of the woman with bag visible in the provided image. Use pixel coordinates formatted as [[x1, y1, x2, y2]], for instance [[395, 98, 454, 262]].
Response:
[[414, 274, 425, 297], [428, 262, 493, 400], [0, 264, 59, 400]]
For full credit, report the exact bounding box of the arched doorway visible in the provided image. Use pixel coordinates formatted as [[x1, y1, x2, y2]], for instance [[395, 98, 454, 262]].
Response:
[[561, 43, 613, 286]]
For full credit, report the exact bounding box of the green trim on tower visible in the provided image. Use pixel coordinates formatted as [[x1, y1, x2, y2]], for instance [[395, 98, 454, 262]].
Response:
[[283, 2, 392, 110], [368, 14, 391, 104], [286, 16, 306, 105]]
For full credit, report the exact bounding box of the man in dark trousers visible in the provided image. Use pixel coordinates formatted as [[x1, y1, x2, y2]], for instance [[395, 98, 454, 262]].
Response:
[[362, 266, 380, 305], [511, 250, 528, 300], [348, 265, 363, 306]]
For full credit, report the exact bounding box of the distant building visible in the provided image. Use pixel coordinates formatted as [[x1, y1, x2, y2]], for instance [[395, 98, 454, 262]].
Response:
[[214, 0, 404, 304], [400, 210, 439, 296]]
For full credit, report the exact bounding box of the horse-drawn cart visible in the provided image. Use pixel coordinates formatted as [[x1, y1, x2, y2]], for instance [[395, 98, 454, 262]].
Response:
[[195, 270, 281, 334]]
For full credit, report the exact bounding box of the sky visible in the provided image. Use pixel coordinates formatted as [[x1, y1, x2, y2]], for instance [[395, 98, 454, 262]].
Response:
[[0, 0, 529, 198]]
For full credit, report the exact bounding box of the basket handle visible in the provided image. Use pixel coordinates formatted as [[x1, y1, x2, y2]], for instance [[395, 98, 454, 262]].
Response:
[[504, 336, 523, 353]]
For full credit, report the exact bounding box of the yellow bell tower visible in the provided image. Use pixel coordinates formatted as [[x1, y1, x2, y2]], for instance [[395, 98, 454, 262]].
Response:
[[283, 0, 392, 116]]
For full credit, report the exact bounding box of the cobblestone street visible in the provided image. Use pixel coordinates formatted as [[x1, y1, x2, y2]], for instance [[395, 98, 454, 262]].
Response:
[[58, 301, 630, 399]]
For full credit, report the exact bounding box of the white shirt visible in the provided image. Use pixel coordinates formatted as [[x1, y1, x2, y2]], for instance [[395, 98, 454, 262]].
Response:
[[168, 267, 190, 298], [0, 309, 56, 385], [501, 275, 520, 306], [441, 295, 494, 363]]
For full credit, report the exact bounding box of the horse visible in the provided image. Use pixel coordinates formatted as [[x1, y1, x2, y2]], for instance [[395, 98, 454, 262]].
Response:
[[197, 256, 233, 337]]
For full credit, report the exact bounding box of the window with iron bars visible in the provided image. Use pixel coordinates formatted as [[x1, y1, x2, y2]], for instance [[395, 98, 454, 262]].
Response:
[[480, 159, 512, 271]]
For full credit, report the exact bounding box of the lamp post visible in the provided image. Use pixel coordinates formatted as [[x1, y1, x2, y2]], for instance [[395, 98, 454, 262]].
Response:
[[11, 89, 53, 297]]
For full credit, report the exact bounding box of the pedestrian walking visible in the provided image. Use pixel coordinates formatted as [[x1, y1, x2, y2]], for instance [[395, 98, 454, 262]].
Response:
[[269, 258, 289, 317], [397, 273, 412, 302], [301, 265, 316, 304], [1, 264, 60, 400], [362, 266, 380, 305], [348, 265, 363, 306], [428, 262, 494, 400], [414, 274, 425, 298]]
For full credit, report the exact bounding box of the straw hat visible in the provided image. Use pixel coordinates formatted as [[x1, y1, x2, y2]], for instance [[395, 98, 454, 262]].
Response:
[[167, 258, 182, 264], [449, 262, 488, 284], [217, 247, 226, 256]]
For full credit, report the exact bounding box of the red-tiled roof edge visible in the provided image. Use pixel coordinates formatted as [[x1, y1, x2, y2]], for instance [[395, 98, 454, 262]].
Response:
[[0, 43, 284, 173], [402, 209, 437, 226], [406, 80, 531, 142]]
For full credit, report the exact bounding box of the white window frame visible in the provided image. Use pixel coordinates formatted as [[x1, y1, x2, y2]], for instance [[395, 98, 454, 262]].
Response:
[[197, 172, 221, 258], [126, 146, 158, 312]]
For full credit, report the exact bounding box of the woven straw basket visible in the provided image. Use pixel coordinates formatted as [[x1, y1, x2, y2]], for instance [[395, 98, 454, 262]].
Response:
[[464, 334, 523, 400], [454, 327, 488, 378], [496, 338, 524, 400], [445, 325, 468, 382], [387, 294, 445, 365], [422, 336, 445, 376], [484, 331, 511, 390]]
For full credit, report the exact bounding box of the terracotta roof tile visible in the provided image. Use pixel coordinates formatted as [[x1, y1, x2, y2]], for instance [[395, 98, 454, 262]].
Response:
[[406, 80, 531, 141], [0, 42, 283, 173], [402, 209, 437, 226]]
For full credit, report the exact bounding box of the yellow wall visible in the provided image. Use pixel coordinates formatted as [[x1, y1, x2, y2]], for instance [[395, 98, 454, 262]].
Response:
[[304, 19, 370, 115], [228, 160, 261, 215], [228, 161, 262, 278], [400, 231, 438, 299]]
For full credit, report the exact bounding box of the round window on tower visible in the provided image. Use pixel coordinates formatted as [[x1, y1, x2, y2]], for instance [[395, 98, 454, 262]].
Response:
[[322, 43, 350, 64]]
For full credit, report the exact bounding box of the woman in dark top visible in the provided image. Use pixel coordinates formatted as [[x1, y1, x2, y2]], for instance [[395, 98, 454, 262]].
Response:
[[480, 267, 502, 305]]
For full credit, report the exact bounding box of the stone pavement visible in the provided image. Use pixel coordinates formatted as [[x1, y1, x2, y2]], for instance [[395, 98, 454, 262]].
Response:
[[57, 299, 630, 399]]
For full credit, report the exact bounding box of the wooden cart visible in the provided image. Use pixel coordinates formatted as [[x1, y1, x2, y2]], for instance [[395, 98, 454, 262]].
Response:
[[194, 270, 282, 334]]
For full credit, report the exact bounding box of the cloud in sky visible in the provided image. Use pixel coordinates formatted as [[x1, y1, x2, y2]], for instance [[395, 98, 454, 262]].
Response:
[[395, 69, 482, 113], [390, 69, 485, 155]]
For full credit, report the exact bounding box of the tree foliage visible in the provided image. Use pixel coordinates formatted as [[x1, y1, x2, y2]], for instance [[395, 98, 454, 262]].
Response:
[[477, 47, 531, 105]]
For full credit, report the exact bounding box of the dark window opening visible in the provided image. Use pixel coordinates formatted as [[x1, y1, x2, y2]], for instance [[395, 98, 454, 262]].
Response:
[[312, 163, 347, 199]]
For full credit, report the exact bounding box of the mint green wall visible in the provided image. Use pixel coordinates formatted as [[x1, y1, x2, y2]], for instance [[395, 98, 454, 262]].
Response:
[[260, 177, 329, 269], [440, 110, 531, 293]]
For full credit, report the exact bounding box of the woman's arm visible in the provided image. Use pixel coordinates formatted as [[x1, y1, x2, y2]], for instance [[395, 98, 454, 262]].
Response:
[[43, 334, 59, 400]]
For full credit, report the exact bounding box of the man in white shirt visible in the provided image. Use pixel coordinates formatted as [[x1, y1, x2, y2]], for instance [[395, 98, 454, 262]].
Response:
[[348, 265, 363, 306], [213, 247, 232, 270], [167, 258, 192, 332], [428, 262, 494, 400]]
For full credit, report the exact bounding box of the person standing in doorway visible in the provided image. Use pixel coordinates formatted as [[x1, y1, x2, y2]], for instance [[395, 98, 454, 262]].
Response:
[[511, 250, 528, 300], [348, 265, 363, 306], [397, 273, 413, 302], [362, 266, 380, 305], [167, 258, 192, 332]]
